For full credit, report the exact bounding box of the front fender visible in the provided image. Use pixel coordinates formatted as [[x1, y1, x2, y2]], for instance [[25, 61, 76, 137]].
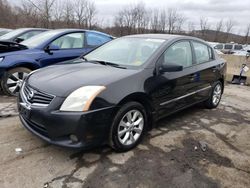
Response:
[[0, 55, 40, 70]]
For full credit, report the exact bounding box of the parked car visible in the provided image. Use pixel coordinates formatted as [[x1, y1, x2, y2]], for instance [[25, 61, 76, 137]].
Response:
[[0, 28, 48, 43], [18, 34, 226, 152], [0, 29, 113, 95], [214, 43, 244, 54], [0, 28, 48, 54], [0, 28, 12, 37]]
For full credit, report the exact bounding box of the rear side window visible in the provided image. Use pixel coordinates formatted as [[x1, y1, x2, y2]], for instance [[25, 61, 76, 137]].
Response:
[[224, 44, 233, 50], [193, 41, 210, 64], [86, 33, 111, 46], [234, 45, 243, 50], [163, 41, 193, 68]]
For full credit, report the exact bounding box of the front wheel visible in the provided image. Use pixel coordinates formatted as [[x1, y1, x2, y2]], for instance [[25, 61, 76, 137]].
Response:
[[109, 102, 147, 152], [1, 67, 31, 96], [205, 81, 223, 109]]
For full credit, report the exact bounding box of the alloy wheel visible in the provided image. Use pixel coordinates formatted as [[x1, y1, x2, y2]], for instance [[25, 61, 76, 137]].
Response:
[[6, 72, 28, 95], [117, 109, 144, 146], [212, 84, 222, 106]]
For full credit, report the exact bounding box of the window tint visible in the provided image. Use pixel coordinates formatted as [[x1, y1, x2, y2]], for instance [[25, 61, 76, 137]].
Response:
[[86, 33, 111, 46], [51, 32, 85, 49], [163, 41, 192, 68], [214, 44, 223, 50], [193, 42, 210, 64], [224, 44, 233, 50], [18, 31, 43, 40], [234, 45, 243, 50]]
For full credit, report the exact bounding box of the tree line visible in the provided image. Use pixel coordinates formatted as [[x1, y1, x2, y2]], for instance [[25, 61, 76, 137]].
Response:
[[0, 0, 250, 44]]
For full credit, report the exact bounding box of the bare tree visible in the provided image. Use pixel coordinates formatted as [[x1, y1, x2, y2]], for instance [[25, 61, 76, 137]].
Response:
[[85, 0, 97, 29], [0, 0, 14, 28], [244, 23, 250, 44], [188, 21, 195, 34], [150, 9, 159, 32], [25, 0, 56, 28], [63, 1, 74, 27], [167, 8, 178, 34], [225, 19, 235, 42], [176, 15, 186, 33], [13, 0, 39, 27], [52, 0, 64, 26], [74, 0, 88, 28], [159, 9, 167, 32], [215, 19, 223, 42], [199, 17, 210, 38]]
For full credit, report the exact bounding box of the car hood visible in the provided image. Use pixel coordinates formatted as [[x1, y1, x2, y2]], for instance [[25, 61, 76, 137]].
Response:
[[0, 40, 28, 54], [27, 61, 139, 97]]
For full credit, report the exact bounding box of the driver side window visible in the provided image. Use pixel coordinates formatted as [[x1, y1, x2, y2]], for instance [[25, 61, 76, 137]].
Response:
[[51, 32, 85, 49], [163, 41, 193, 68]]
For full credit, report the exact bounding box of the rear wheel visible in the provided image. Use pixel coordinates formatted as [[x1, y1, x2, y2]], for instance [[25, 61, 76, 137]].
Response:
[[205, 81, 223, 109], [109, 102, 147, 152], [1, 67, 31, 96]]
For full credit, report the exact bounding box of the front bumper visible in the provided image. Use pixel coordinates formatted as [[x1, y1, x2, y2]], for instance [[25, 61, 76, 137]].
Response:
[[18, 93, 117, 149], [0, 68, 5, 79]]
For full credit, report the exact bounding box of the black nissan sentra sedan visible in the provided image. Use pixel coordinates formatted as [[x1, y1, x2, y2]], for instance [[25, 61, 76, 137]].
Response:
[[18, 34, 226, 152]]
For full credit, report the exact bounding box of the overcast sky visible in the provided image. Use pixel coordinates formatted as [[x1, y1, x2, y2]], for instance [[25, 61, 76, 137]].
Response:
[[12, 0, 250, 35]]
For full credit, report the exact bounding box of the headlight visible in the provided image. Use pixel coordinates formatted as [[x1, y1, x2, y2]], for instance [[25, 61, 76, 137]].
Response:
[[60, 86, 106, 112], [0, 57, 4, 62]]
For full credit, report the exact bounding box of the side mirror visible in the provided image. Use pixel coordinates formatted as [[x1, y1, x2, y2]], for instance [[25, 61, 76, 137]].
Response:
[[247, 50, 250, 53], [14, 37, 24, 43], [159, 63, 183, 73], [45, 44, 60, 53]]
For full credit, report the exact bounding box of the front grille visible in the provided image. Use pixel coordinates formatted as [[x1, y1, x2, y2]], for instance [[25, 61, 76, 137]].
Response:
[[22, 84, 54, 106]]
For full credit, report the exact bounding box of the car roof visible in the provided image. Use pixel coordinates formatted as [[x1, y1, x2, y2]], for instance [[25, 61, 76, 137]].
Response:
[[13, 28, 49, 31], [52, 29, 113, 38], [124, 34, 205, 42]]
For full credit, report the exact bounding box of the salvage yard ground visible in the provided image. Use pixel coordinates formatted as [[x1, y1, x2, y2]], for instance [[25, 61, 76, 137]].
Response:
[[0, 84, 250, 188]]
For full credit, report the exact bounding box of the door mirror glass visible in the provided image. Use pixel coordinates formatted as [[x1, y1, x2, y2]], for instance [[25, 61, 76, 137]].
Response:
[[160, 63, 183, 73]]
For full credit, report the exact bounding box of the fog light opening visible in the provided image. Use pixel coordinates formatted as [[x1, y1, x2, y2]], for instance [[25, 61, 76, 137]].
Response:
[[70, 134, 79, 143]]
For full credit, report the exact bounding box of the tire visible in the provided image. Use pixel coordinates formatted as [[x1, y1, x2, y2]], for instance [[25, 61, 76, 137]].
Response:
[[205, 81, 223, 109], [1, 67, 31, 96], [109, 102, 148, 152]]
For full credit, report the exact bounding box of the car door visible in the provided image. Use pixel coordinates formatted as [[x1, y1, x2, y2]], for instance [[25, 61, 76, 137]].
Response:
[[39, 32, 89, 67], [152, 40, 200, 118], [191, 41, 221, 101]]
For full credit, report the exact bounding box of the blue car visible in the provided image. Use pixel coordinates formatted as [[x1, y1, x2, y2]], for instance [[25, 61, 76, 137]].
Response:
[[0, 29, 113, 95]]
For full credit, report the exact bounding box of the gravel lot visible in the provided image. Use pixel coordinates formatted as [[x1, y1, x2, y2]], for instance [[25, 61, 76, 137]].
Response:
[[0, 84, 250, 188]]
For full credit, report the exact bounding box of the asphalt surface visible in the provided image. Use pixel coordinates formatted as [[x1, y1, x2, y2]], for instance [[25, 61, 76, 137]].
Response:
[[0, 84, 250, 188]]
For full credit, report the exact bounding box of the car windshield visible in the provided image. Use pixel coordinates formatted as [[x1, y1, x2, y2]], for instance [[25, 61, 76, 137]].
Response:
[[84, 37, 166, 67], [21, 30, 63, 48], [0, 28, 27, 40]]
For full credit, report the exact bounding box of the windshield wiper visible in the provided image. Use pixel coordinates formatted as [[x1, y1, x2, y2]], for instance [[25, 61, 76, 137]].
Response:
[[87, 60, 127, 69]]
